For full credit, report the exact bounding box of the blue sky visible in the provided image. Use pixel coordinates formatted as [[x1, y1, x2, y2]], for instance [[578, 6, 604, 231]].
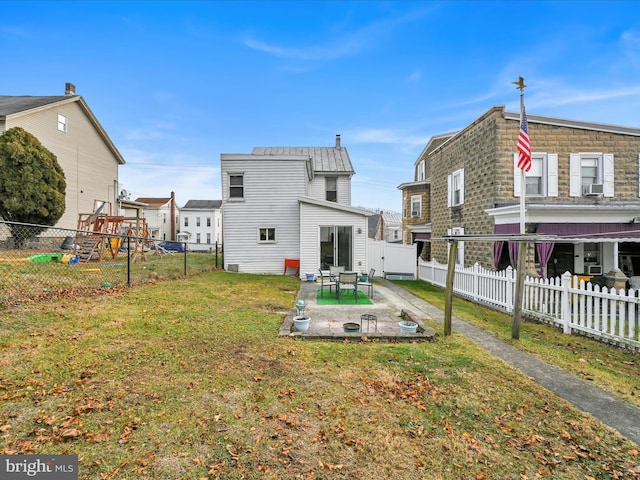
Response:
[[2, 1, 640, 211]]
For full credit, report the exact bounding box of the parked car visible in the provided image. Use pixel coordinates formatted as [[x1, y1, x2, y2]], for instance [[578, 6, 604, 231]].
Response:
[[158, 241, 187, 252]]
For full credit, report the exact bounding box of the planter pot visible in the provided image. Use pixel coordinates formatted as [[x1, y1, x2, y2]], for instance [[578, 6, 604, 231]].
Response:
[[343, 322, 360, 333], [293, 315, 311, 333], [398, 320, 418, 334]]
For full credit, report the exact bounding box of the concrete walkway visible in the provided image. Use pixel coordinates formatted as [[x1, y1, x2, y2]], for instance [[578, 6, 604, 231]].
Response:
[[281, 277, 640, 446]]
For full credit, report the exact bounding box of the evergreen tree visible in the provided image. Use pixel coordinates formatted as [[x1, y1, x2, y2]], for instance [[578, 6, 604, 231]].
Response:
[[0, 127, 66, 247]]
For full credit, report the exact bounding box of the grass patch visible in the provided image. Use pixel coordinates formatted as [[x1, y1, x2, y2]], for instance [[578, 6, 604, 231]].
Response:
[[392, 279, 640, 409], [0, 271, 638, 479]]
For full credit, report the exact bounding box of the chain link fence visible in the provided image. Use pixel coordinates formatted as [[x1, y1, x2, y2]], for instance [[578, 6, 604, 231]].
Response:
[[0, 220, 223, 307]]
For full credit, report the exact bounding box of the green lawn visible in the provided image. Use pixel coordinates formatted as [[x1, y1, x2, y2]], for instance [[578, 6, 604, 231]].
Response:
[[0, 271, 638, 479]]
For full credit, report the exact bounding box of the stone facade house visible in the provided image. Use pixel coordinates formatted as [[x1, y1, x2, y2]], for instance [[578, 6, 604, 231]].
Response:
[[401, 105, 640, 278]]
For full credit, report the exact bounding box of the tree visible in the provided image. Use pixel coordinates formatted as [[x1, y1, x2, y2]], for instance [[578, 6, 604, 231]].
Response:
[[0, 127, 66, 247]]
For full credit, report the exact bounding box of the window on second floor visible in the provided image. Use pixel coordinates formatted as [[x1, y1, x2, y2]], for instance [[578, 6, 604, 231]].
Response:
[[57, 114, 67, 132], [411, 195, 421, 218], [514, 153, 558, 197], [196, 217, 201, 227], [326, 177, 337, 202], [207, 217, 211, 227], [184, 217, 189, 227], [229, 174, 244, 199], [569, 152, 614, 197], [258, 227, 276, 243], [417, 160, 425, 181], [447, 169, 464, 207]]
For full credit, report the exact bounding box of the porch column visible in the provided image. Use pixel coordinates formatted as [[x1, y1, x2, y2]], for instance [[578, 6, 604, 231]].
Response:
[[613, 242, 619, 270]]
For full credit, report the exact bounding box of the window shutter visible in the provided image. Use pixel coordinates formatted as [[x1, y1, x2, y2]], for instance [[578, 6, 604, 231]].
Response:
[[547, 153, 558, 197], [603, 153, 614, 197], [513, 153, 521, 197], [447, 174, 452, 207], [569, 153, 580, 197], [459, 169, 465, 204]]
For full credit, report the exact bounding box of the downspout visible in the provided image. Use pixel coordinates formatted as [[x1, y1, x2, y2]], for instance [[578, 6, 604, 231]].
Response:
[[380, 211, 384, 241]]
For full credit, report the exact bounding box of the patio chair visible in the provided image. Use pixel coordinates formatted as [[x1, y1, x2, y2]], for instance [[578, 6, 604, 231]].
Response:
[[318, 269, 337, 298], [338, 272, 358, 303], [329, 265, 345, 278], [358, 269, 375, 298]]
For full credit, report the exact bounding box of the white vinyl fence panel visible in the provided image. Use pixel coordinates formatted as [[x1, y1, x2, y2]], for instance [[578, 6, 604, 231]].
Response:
[[367, 240, 416, 277], [418, 258, 640, 350]]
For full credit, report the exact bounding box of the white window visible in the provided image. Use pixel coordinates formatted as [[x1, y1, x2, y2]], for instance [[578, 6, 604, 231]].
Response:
[[447, 169, 464, 207], [196, 217, 201, 227], [411, 195, 421, 218], [229, 174, 244, 199], [514, 153, 558, 197], [417, 160, 425, 181], [207, 217, 211, 227], [184, 217, 189, 227], [196, 233, 201, 244], [326, 177, 337, 202], [569, 153, 614, 197], [206, 233, 211, 244], [402, 197, 407, 218], [57, 113, 67, 132], [258, 227, 276, 243], [447, 227, 465, 266]]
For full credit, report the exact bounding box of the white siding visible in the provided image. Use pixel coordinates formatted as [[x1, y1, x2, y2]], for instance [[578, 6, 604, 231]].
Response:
[[178, 207, 222, 251], [221, 156, 307, 274], [308, 174, 352, 205], [299, 202, 368, 277]]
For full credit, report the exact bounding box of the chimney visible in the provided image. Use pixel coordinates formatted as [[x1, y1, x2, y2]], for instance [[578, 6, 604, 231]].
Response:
[[65, 83, 76, 96], [335, 134, 341, 148], [170, 191, 176, 240]]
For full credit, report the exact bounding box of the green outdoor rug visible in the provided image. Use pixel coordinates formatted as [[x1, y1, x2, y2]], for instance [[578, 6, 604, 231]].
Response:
[[316, 289, 372, 305]]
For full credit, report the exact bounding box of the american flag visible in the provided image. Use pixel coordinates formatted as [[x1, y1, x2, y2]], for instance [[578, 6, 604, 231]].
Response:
[[517, 107, 531, 172]]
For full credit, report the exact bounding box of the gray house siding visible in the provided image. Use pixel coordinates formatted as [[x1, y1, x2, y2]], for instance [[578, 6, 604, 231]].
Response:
[[221, 155, 308, 274]]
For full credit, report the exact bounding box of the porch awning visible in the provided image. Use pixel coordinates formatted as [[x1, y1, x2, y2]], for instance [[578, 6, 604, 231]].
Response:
[[413, 232, 431, 241], [495, 222, 640, 241]]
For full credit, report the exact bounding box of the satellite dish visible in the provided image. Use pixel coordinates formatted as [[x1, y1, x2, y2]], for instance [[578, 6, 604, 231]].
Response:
[[119, 189, 130, 200]]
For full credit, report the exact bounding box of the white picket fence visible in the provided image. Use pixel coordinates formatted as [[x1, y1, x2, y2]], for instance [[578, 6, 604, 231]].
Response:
[[418, 259, 640, 350]]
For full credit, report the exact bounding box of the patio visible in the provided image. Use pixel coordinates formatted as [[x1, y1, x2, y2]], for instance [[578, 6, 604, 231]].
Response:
[[279, 277, 438, 341]]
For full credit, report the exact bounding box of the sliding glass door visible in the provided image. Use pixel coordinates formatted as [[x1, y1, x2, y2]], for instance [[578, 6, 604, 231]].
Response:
[[320, 225, 353, 271]]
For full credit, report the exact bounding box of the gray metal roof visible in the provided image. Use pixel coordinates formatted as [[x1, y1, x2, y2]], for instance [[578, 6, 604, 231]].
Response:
[[182, 200, 222, 209], [252, 146, 354, 174], [0, 96, 75, 117]]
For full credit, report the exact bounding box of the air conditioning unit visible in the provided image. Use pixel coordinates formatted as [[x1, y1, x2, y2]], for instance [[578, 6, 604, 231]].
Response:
[[411, 211, 419, 217], [587, 265, 603, 275], [583, 183, 604, 196]]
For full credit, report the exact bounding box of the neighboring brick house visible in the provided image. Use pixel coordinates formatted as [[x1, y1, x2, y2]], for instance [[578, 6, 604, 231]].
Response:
[[402, 105, 640, 278], [177, 200, 222, 251], [0, 83, 125, 230]]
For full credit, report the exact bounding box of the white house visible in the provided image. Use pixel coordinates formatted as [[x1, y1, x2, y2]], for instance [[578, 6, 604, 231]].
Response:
[[134, 193, 177, 241], [220, 135, 371, 277], [178, 200, 222, 251]]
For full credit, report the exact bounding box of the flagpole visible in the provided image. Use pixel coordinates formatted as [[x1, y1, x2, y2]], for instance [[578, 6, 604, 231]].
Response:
[[519, 91, 526, 235], [512, 76, 528, 340]]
